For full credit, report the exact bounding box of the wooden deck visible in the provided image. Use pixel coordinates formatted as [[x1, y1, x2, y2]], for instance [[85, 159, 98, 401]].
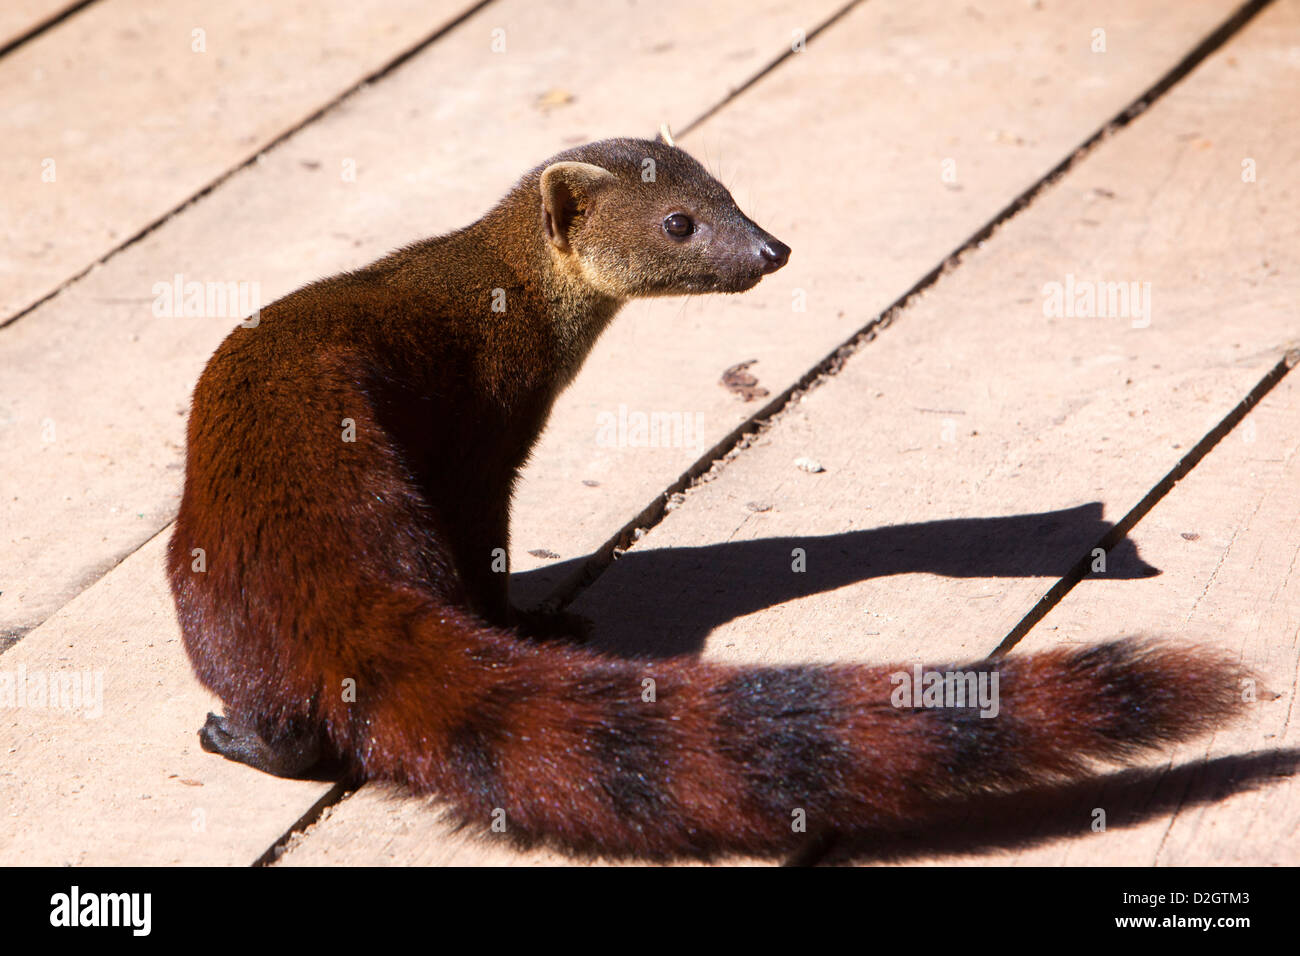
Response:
[[1, 0, 1296, 866]]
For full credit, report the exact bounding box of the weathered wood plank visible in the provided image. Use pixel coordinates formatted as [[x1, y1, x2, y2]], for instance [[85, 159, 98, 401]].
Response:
[[0, 0, 480, 322], [961, 369, 1299, 866], [0, 534, 328, 865]]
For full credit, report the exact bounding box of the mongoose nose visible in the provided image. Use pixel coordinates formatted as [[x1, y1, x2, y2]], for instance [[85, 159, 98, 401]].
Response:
[[760, 239, 791, 272]]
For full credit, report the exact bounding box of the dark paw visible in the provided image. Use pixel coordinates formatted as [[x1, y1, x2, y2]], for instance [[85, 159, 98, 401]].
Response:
[[198, 712, 232, 754], [196, 709, 324, 778]]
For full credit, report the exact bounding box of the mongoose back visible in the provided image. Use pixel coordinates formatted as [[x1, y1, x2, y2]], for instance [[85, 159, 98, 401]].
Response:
[[168, 134, 1246, 859]]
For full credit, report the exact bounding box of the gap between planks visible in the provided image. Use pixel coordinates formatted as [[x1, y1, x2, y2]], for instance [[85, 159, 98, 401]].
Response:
[[675, 0, 869, 140], [0, 0, 96, 60], [253, 783, 351, 867], [991, 349, 1300, 659]]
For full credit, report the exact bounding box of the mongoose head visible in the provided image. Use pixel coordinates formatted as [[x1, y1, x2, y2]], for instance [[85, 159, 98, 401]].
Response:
[[535, 136, 790, 298]]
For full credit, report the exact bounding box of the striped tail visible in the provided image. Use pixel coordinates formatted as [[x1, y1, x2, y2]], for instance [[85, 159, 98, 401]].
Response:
[[333, 609, 1247, 860]]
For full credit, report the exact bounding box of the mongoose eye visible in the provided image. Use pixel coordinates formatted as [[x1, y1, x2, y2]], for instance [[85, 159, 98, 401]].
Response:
[[663, 213, 695, 238]]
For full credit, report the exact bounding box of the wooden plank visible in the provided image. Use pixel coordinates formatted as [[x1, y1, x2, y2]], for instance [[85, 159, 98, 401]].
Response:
[[273, 0, 1280, 864], [0, 0, 479, 323], [925, 369, 1299, 866], [0, 0, 849, 866], [0, 533, 328, 865], [275, 787, 576, 866]]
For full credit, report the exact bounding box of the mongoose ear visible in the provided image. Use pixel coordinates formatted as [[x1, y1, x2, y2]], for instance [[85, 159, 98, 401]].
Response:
[[539, 161, 617, 252]]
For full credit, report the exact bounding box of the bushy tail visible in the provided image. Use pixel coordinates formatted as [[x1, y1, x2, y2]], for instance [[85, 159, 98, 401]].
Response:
[[330, 607, 1247, 859]]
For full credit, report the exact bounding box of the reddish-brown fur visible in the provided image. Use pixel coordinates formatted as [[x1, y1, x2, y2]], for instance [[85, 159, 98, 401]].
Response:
[[167, 137, 1247, 859]]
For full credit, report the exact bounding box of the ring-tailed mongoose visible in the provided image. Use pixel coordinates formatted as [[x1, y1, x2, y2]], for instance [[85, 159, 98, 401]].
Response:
[[168, 133, 1248, 859]]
